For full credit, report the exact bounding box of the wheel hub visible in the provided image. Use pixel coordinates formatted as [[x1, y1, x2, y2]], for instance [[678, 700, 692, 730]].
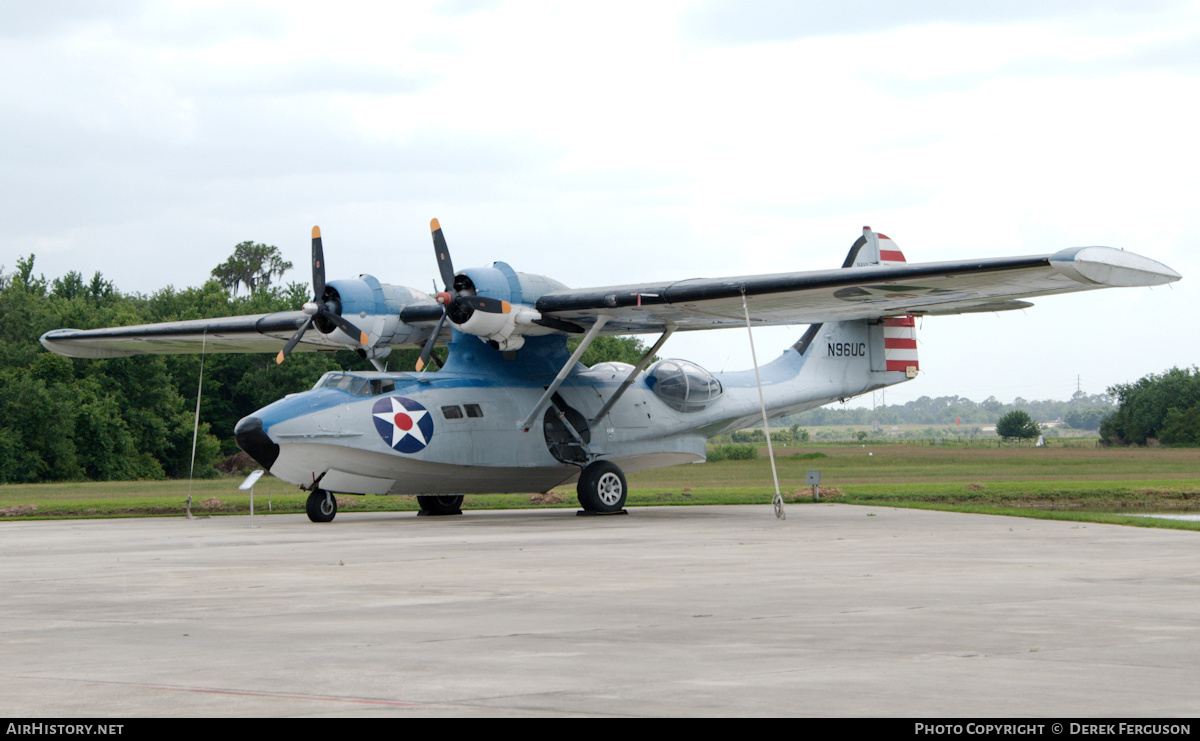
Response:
[[596, 473, 623, 506]]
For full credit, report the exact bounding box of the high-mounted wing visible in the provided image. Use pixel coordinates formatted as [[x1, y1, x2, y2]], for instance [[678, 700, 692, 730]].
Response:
[[532, 244, 1180, 334], [39, 226, 443, 361], [41, 224, 1181, 360], [41, 312, 323, 359]]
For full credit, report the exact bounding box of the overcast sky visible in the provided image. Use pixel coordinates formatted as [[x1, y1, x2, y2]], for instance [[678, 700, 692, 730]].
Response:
[[4, 0, 1197, 406]]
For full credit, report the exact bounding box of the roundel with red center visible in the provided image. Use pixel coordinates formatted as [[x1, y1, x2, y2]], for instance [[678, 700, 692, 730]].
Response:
[[371, 396, 435, 454]]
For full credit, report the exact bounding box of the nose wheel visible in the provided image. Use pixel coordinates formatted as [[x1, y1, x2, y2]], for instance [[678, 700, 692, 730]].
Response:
[[576, 460, 628, 515], [306, 489, 337, 522]]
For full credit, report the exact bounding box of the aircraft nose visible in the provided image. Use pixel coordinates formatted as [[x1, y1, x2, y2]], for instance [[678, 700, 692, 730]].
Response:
[[234, 416, 280, 471]]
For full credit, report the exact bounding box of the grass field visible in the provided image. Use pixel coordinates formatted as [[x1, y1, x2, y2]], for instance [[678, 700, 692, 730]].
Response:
[[2, 442, 1198, 530]]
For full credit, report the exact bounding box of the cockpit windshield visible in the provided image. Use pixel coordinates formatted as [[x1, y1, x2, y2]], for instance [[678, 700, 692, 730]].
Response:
[[314, 373, 396, 396]]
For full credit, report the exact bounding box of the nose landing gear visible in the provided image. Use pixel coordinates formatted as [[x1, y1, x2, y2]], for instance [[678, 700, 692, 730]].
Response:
[[306, 489, 337, 522]]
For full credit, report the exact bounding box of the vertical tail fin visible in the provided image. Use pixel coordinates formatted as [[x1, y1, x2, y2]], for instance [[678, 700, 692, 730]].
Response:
[[796, 227, 916, 369], [843, 226, 908, 268]]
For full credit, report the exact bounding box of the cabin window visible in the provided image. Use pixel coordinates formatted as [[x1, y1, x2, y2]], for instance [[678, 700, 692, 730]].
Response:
[[464, 404, 484, 418], [647, 359, 723, 413], [441, 405, 464, 419]]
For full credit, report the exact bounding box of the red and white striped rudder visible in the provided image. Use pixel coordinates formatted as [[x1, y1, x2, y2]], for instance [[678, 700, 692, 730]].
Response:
[[882, 316, 918, 376]]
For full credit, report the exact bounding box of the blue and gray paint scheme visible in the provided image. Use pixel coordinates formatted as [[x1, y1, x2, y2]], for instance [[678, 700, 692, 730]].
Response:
[[40, 224, 1181, 505]]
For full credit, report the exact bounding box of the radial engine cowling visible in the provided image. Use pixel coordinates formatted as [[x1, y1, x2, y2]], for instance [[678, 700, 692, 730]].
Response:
[[319, 275, 431, 348], [449, 262, 570, 350]]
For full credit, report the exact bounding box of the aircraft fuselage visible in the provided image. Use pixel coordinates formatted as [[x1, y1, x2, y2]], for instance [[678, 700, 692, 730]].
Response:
[[235, 322, 912, 499]]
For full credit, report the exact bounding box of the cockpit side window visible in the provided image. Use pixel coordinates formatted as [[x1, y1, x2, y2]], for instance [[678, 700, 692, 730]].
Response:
[[370, 379, 396, 395], [316, 373, 392, 396]]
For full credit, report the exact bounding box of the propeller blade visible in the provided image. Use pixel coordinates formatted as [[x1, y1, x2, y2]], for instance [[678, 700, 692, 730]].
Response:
[[415, 311, 448, 372], [430, 218, 455, 290], [325, 310, 370, 347], [459, 295, 511, 314], [276, 316, 314, 365], [312, 226, 326, 301]]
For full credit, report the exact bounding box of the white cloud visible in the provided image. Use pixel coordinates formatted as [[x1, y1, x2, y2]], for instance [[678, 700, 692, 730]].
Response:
[[2, 0, 1196, 404]]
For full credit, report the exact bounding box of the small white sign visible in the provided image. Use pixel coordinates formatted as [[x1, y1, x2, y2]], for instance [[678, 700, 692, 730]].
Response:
[[238, 469, 266, 490]]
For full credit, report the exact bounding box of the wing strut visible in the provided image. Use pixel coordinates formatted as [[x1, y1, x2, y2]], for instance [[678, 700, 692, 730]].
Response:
[[518, 315, 610, 431], [741, 293, 785, 520], [589, 324, 677, 427]]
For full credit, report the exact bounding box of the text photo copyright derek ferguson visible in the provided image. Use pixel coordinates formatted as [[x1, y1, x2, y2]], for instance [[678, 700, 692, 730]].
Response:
[[913, 724, 1191, 738]]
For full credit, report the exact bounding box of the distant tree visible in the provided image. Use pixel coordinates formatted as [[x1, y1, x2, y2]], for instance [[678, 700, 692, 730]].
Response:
[[1160, 406, 1200, 446], [569, 335, 655, 367], [1065, 408, 1108, 431], [996, 410, 1041, 442], [1102, 367, 1200, 445], [211, 242, 293, 297]]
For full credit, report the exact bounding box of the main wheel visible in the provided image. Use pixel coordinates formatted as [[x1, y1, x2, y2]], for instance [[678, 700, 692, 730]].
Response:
[[306, 489, 337, 523], [418, 495, 464, 516], [577, 460, 627, 513]]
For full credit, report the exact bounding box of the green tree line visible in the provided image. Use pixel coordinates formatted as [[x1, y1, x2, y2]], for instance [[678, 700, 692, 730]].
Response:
[[1100, 367, 1200, 446], [778, 391, 1117, 430]]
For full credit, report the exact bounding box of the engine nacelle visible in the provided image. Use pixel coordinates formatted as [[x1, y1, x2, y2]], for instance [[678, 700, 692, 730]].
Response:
[[449, 262, 570, 349], [322, 275, 434, 348]]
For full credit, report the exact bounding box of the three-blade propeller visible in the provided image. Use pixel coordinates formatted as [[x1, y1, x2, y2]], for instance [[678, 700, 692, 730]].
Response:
[[276, 226, 371, 365], [416, 218, 511, 371]]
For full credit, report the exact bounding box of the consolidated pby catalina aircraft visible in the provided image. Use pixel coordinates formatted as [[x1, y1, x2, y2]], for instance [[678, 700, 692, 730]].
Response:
[[41, 221, 1180, 521]]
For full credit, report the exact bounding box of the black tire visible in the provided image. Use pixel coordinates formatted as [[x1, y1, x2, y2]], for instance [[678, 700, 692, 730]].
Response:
[[418, 495, 464, 516], [306, 489, 337, 523], [576, 460, 627, 513]]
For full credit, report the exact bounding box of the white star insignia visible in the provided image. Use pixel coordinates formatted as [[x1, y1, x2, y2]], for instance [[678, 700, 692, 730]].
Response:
[[372, 397, 430, 449]]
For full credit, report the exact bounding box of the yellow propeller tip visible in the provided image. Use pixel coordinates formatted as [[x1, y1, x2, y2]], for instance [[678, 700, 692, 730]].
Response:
[[312, 226, 321, 238], [501, 300, 511, 314], [430, 218, 440, 232], [275, 351, 285, 364], [360, 333, 370, 346], [415, 358, 425, 372]]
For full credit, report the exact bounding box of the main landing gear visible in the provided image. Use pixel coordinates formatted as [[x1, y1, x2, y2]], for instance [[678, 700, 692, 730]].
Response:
[[306, 489, 337, 523], [576, 460, 627, 515], [417, 495, 464, 516]]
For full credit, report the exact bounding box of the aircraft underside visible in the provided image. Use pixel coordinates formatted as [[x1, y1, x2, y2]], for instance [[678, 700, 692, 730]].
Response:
[[270, 440, 703, 497]]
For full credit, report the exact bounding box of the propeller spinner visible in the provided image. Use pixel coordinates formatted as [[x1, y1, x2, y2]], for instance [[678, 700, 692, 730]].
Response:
[[276, 226, 371, 364]]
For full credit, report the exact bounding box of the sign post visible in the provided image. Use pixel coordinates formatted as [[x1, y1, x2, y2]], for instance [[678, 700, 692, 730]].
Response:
[[239, 469, 266, 528], [807, 470, 821, 501]]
